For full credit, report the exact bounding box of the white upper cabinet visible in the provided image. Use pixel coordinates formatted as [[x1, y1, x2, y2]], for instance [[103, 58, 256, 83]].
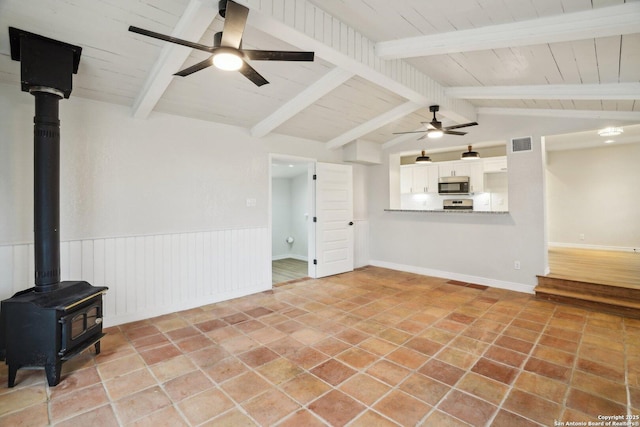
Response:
[[438, 161, 469, 177], [400, 164, 439, 194], [483, 156, 508, 173]]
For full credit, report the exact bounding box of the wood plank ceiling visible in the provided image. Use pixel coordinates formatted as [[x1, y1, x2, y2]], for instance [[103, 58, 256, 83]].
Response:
[[0, 0, 638, 148]]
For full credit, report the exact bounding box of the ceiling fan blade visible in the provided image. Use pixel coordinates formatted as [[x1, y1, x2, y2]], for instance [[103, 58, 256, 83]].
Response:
[[128, 26, 214, 53], [444, 121, 478, 130], [220, 0, 249, 48], [239, 61, 269, 86], [174, 57, 214, 77], [443, 130, 467, 136], [392, 130, 427, 135], [420, 122, 437, 129], [243, 50, 315, 61]]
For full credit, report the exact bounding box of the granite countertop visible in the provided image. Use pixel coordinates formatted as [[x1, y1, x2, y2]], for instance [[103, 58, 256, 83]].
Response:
[[385, 209, 509, 214]]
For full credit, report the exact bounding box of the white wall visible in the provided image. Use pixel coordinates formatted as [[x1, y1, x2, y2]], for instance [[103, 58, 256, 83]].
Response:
[[271, 173, 309, 260], [367, 112, 636, 294], [546, 143, 640, 250], [369, 138, 546, 294], [290, 173, 309, 259], [0, 83, 344, 325], [271, 178, 292, 258]]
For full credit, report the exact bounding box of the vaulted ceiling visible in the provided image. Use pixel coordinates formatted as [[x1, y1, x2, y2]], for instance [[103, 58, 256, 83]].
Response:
[[1, 0, 639, 150]]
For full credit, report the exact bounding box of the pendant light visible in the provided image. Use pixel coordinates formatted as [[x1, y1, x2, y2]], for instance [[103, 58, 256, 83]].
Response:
[[461, 145, 480, 160], [415, 150, 432, 163]]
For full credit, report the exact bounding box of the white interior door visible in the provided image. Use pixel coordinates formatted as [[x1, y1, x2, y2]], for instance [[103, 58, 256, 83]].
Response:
[[313, 162, 354, 278]]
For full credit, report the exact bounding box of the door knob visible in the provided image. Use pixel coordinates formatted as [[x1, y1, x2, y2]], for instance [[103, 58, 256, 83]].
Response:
[[348, 221, 354, 226]]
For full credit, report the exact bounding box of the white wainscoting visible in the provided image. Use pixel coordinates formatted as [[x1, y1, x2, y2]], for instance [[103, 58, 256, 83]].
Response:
[[0, 227, 271, 327]]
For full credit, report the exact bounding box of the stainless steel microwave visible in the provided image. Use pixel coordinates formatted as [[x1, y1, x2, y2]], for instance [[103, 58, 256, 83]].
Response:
[[438, 176, 470, 195]]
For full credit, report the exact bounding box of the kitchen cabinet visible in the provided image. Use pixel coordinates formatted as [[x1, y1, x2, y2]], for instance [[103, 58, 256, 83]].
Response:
[[400, 165, 413, 194], [400, 164, 438, 194], [468, 162, 484, 193], [438, 161, 484, 193], [438, 161, 470, 178], [483, 156, 508, 173]]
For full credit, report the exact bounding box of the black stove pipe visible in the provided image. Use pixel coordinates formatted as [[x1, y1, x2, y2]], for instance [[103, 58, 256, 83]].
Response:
[[33, 88, 63, 292]]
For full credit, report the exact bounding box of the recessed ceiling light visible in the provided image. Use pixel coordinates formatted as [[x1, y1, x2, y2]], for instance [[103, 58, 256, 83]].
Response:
[[598, 127, 623, 137], [604, 139, 615, 144]]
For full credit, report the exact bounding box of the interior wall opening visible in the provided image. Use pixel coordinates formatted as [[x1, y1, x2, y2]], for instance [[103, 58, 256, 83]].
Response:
[[270, 156, 314, 285]]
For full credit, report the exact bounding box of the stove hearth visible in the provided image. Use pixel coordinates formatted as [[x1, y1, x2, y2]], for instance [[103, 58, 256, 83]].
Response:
[[0, 28, 108, 387]]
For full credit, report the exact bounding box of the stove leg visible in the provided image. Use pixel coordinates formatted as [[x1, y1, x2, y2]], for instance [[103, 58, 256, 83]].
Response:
[[8, 364, 18, 388], [45, 362, 62, 386], [94, 340, 101, 355]]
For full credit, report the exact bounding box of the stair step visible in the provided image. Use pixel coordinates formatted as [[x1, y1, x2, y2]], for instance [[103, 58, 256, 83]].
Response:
[[535, 283, 640, 319], [535, 286, 640, 309], [536, 275, 640, 302]]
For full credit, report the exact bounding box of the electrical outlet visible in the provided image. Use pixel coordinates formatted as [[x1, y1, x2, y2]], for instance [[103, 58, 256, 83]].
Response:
[[514, 261, 521, 270], [579, 233, 585, 241]]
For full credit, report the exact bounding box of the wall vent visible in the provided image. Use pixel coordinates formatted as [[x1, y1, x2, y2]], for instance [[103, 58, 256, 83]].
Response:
[[511, 136, 532, 153]]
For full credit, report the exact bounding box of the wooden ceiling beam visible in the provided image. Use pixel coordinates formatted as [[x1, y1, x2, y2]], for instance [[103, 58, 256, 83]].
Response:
[[376, 3, 640, 59], [478, 108, 640, 121], [326, 101, 423, 149], [446, 83, 640, 100], [251, 67, 354, 138], [131, 0, 217, 119]]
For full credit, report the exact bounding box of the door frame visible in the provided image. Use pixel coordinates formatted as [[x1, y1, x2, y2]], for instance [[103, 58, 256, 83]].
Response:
[[269, 154, 317, 281]]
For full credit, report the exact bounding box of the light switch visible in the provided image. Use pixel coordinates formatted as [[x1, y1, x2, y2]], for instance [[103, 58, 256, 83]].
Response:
[[246, 198, 256, 207]]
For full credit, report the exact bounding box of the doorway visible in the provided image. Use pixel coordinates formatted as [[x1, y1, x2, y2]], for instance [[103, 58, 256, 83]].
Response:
[[270, 155, 314, 285], [269, 156, 355, 285]]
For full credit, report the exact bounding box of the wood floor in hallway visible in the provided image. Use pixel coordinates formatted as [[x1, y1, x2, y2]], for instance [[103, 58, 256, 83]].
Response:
[[547, 247, 640, 288], [272, 258, 308, 285]]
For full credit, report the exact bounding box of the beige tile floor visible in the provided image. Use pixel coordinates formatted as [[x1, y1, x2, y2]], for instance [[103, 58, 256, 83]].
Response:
[[2, 266, 640, 426]]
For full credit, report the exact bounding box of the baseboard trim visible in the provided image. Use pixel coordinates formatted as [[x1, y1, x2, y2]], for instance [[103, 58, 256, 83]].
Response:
[[549, 242, 638, 253], [368, 260, 535, 294], [272, 254, 308, 261]]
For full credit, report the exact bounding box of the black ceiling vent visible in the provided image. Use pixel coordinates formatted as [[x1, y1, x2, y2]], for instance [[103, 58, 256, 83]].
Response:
[[511, 136, 532, 153]]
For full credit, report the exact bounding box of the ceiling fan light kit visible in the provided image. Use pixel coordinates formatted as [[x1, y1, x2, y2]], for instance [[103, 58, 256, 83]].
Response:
[[212, 50, 243, 71], [128, 0, 314, 86], [393, 105, 478, 140]]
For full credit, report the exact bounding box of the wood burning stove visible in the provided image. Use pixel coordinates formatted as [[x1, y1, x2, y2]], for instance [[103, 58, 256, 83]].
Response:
[[0, 28, 108, 387], [1, 282, 106, 386]]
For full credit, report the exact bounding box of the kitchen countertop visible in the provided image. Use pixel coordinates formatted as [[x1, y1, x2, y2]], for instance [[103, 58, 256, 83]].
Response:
[[385, 209, 509, 214]]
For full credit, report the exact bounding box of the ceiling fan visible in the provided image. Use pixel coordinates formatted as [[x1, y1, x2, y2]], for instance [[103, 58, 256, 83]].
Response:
[[394, 105, 478, 140], [128, 0, 314, 86]]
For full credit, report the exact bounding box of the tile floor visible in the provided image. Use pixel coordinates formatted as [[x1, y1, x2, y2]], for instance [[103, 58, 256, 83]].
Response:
[[2, 266, 640, 426]]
